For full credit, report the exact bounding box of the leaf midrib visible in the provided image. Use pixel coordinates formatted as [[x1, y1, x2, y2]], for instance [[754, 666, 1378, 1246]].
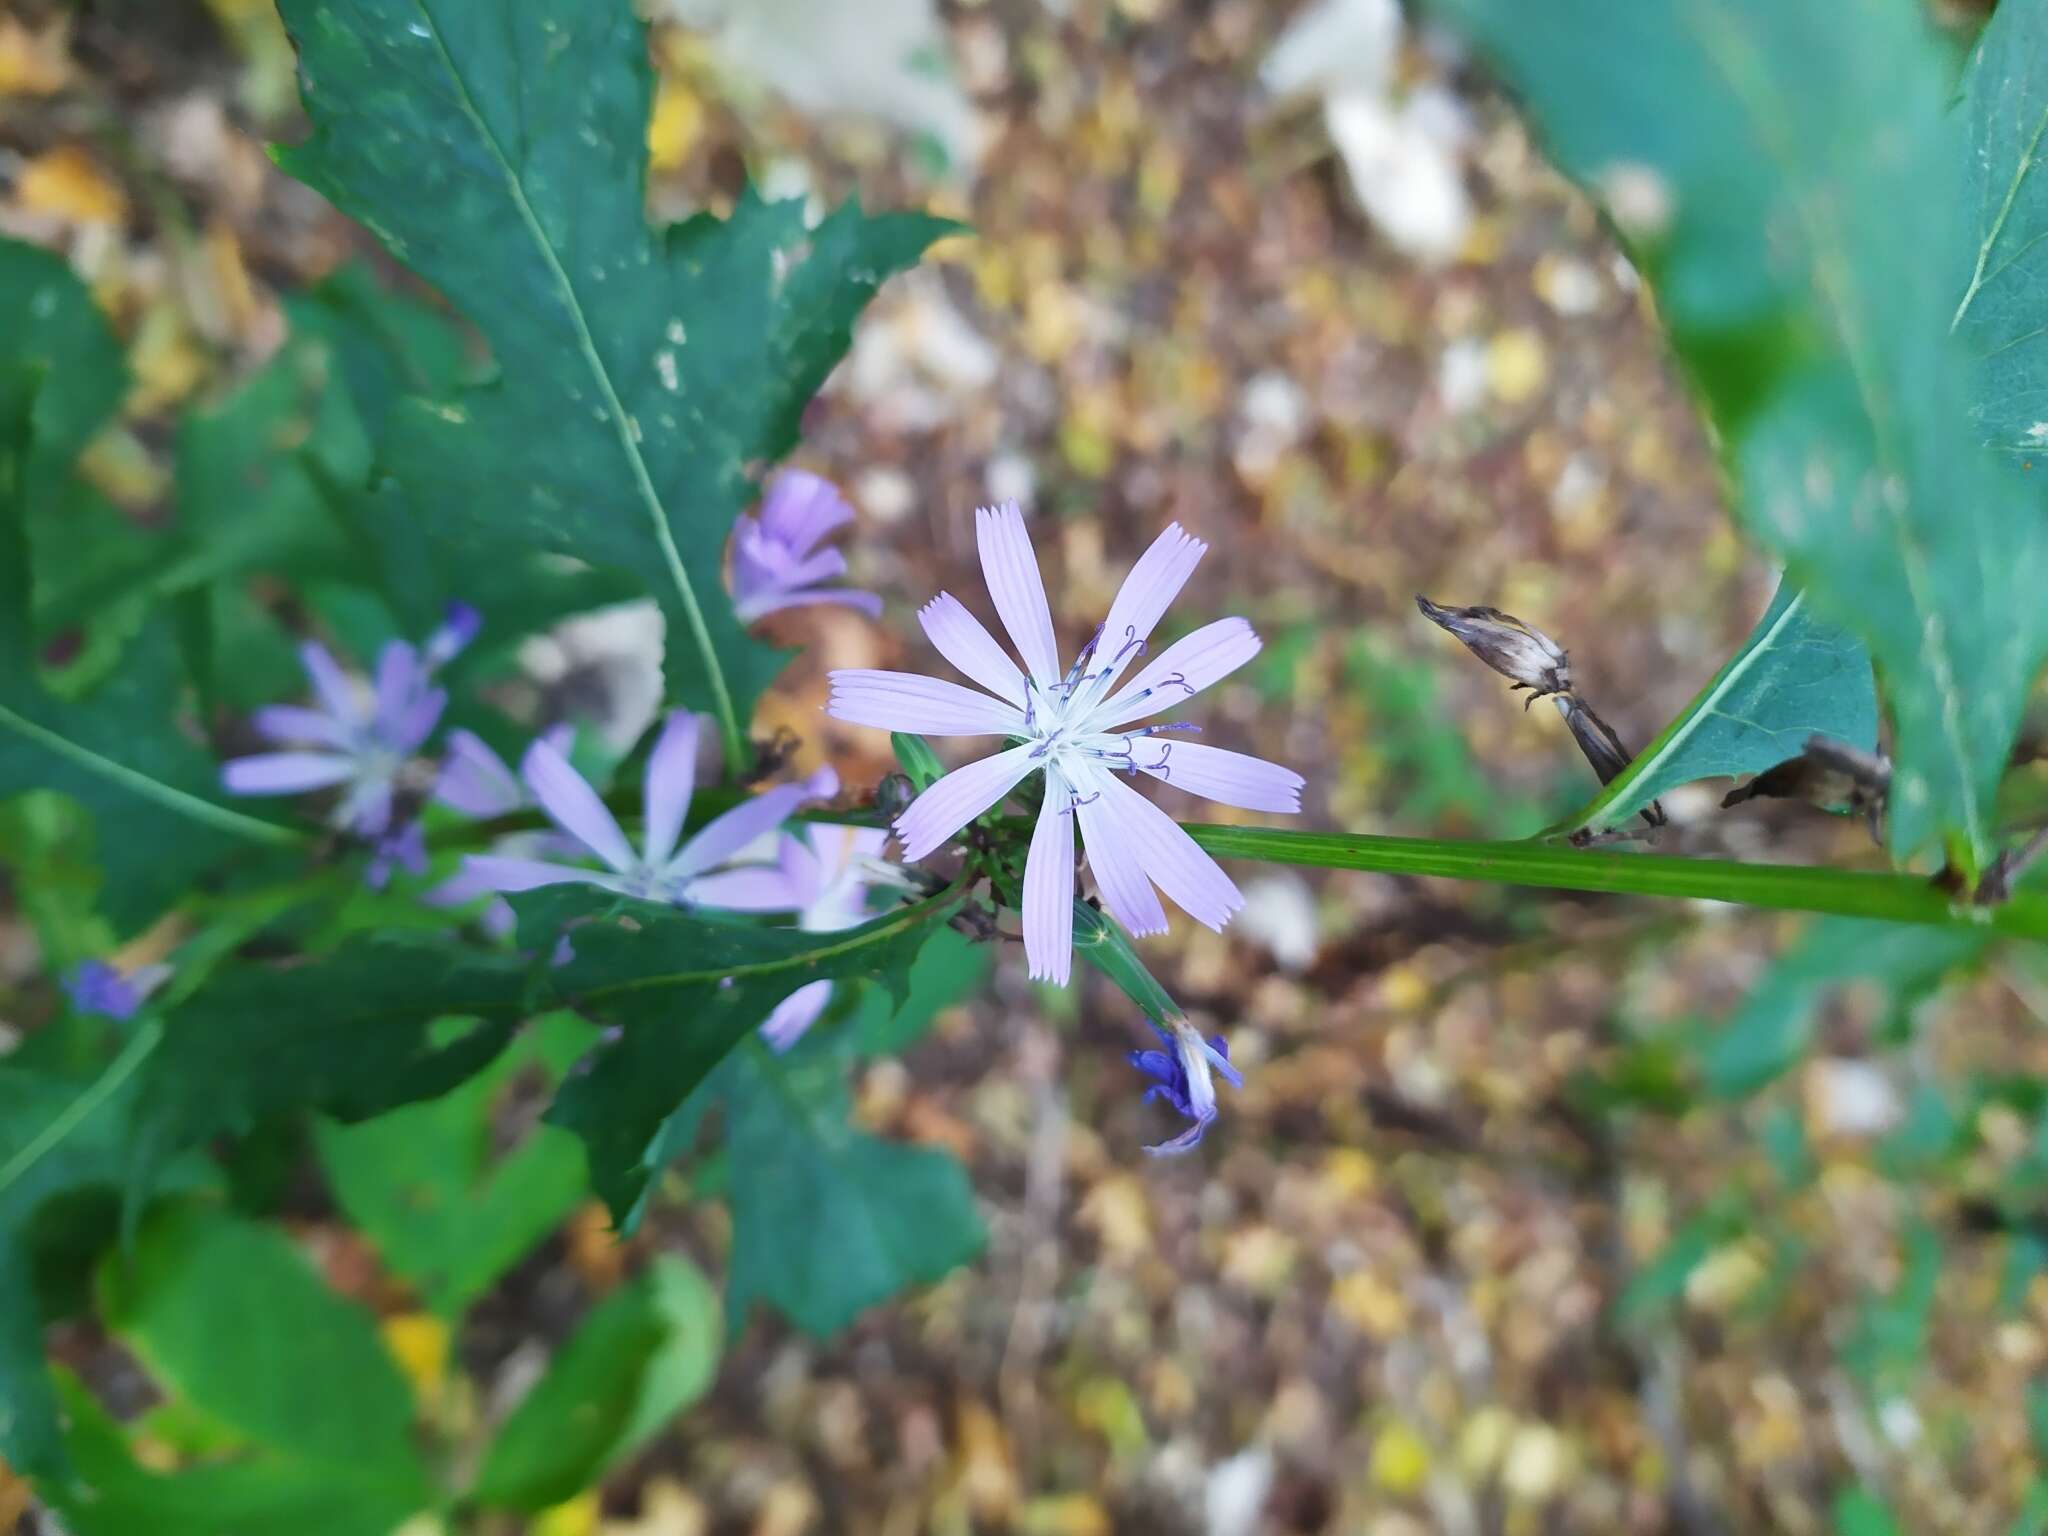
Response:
[[407, 2, 744, 771]]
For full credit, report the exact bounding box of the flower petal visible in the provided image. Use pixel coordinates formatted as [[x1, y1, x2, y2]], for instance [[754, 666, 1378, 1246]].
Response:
[[221, 751, 356, 796], [372, 641, 428, 744], [252, 705, 355, 751], [827, 669, 1026, 736], [686, 861, 808, 912], [1135, 740, 1303, 813], [760, 470, 854, 554], [894, 744, 1039, 862], [1098, 617, 1263, 727], [521, 736, 636, 872], [299, 641, 363, 726], [1091, 522, 1206, 696], [1071, 767, 1168, 937], [456, 854, 621, 895], [640, 711, 700, 867], [918, 592, 1027, 707], [760, 979, 834, 1052], [975, 502, 1061, 688], [1023, 769, 1076, 984], [1091, 770, 1244, 930], [739, 587, 885, 621], [673, 766, 837, 878], [1142, 1112, 1214, 1156], [434, 730, 523, 817]]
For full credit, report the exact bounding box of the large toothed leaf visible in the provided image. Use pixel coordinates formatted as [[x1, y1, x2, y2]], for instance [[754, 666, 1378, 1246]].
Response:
[[516, 885, 963, 1228], [1425, 0, 2048, 867], [1567, 581, 1879, 832], [715, 1040, 985, 1338], [0, 241, 301, 930], [270, 0, 953, 767]]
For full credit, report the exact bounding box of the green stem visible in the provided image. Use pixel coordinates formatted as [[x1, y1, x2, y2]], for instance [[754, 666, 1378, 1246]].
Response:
[[0, 702, 304, 847], [0, 1017, 164, 1200], [1183, 824, 2048, 939]]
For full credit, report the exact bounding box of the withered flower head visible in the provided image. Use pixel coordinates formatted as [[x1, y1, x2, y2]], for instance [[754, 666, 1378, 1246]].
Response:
[[1415, 596, 1572, 704], [1556, 695, 1667, 829]]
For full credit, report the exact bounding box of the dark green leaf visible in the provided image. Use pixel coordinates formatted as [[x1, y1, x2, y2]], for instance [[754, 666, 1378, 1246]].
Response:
[[470, 1256, 718, 1511], [98, 1203, 426, 1484], [45, 1368, 424, 1536], [271, 0, 952, 767], [1426, 0, 2048, 864], [313, 1013, 592, 1317], [718, 1041, 984, 1336], [1567, 581, 1877, 832], [0, 248, 299, 929], [522, 885, 961, 1226]]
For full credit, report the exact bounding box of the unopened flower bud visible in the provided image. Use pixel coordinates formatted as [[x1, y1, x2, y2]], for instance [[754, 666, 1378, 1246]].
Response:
[[1416, 596, 1571, 704]]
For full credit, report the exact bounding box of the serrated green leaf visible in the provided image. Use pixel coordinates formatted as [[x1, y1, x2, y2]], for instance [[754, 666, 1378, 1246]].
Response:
[[0, 246, 301, 929], [470, 1255, 718, 1511], [271, 0, 953, 768], [313, 1013, 592, 1317], [1425, 0, 2048, 865], [717, 1041, 984, 1337], [521, 884, 962, 1226], [98, 1203, 427, 1486], [1567, 581, 1878, 833]]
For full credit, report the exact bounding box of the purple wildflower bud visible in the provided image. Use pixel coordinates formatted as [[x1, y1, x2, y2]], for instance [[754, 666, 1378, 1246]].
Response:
[[1127, 1015, 1243, 1156], [731, 470, 883, 624], [826, 506, 1304, 984], [365, 821, 428, 890], [65, 959, 172, 1021], [423, 601, 483, 669]]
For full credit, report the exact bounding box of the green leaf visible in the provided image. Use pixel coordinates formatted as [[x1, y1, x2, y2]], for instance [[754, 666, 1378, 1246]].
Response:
[[1073, 899, 1183, 1024], [849, 923, 992, 1056], [271, 0, 953, 770], [98, 1203, 426, 1487], [1425, 0, 2048, 864], [1956, 0, 2048, 453], [892, 732, 946, 793], [313, 1014, 592, 1317], [1833, 1487, 1902, 1536], [470, 1255, 718, 1511], [1616, 1200, 1744, 1328], [135, 937, 533, 1180], [521, 885, 961, 1227], [0, 248, 300, 929], [45, 1370, 423, 1536], [1701, 916, 1985, 1098], [1566, 581, 1878, 833], [717, 1041, 985, 1336]]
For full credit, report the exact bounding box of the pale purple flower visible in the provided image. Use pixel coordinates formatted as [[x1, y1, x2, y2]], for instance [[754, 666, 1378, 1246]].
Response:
[[65, 959, 172, 1021], [221, 603, 478, 840], [1127, 1015, 1242, 1155], [691, 823, 892, 1050], [456, 711, 837, 904], [827, 504, 1303, 985], [424, 726, 576, 937], [731, 471, 882, 623]]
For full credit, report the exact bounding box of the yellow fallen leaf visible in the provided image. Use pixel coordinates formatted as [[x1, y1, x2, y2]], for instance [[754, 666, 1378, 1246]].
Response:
[[534, 1491, 601, 1536], [0, 16, 71, 97], [17, 145, 126, 228], [78, 427, 168, 512], [1485, 327, 1549, 406], [1370, 1418, 1432, 1497], [126, 304, 209, 417], [380, 1312, 449, 1410], [647, 77, 702, 173]]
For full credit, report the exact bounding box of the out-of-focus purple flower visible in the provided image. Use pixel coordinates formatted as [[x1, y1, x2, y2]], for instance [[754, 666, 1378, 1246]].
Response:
[[691, 823, 892, 1050], [424, 726, 574, 938], [221, 604, 478, 841], [827, 504, 1304, 985], [1127, 1015, 1243, 1155], [65, 959, 172, 1021], [731, 471, 882, 623], [455, 712, 837, 905]]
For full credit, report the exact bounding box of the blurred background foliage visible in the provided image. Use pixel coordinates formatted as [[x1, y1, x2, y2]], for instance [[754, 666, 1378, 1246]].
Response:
[[4, 0, 2048, 1533]]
